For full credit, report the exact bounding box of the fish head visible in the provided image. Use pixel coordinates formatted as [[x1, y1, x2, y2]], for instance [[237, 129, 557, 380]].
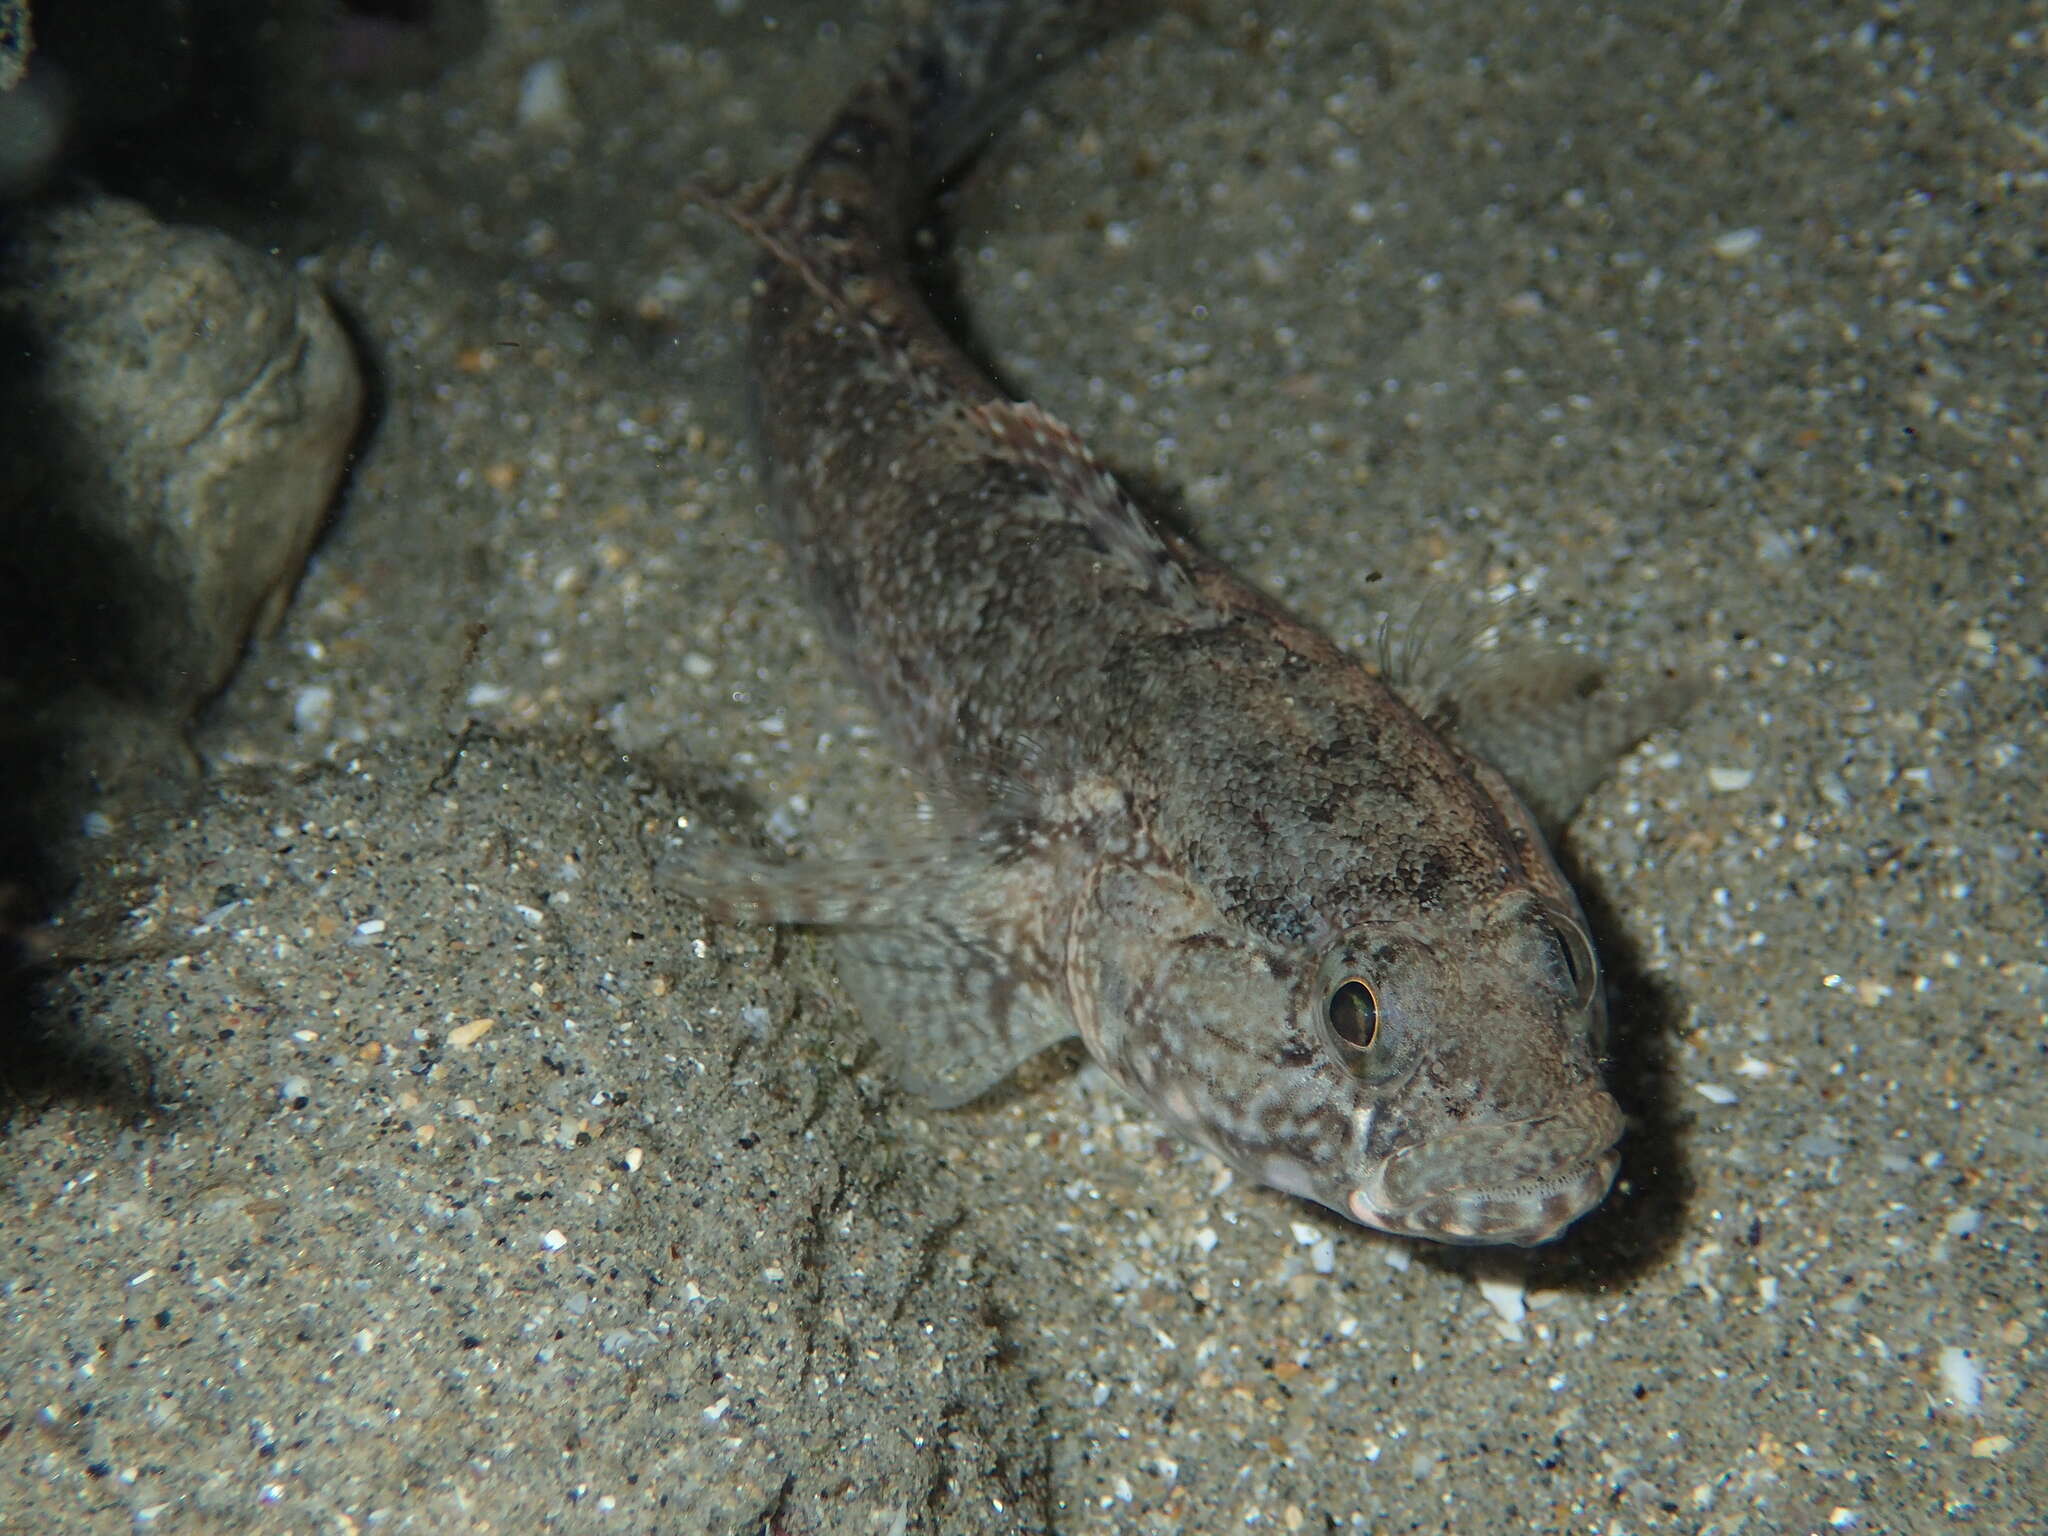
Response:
[[1085, 872, 1621, 1247], [1312, 890, 1623, 1245]]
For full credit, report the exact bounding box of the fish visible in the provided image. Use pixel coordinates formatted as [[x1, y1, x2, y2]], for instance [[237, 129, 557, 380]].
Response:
[[683, 0, 1684, 1245]]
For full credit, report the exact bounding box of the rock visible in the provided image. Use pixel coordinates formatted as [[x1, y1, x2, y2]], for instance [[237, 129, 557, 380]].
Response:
[[0, 194, 362, 709], [0, 193, 362, 896], [0, 1, 27, 93]]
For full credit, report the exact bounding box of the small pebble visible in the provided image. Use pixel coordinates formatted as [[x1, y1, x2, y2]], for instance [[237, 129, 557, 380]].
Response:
[[447, 1017, 495, 1048], [1694, 1082, 1739, 1105], [1712, 226, 1763, 258], [1815, 768, 1853, 808], [540, 1228, 568, 1252], [293, 685, 334, 735], [1478, 1274, 1527, 1327], [1935, 1345, 1982, 1413], [518, 59, 575, 132], [1707, 765, 1755, 792]]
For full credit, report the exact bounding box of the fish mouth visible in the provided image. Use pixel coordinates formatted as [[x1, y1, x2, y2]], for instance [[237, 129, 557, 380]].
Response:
[[1346, 1093, 1625, 1247]]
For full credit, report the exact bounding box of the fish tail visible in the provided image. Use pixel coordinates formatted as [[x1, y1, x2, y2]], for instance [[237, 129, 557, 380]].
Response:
[[694, 2, 1151, 307], [888, 0, 1155, 188]]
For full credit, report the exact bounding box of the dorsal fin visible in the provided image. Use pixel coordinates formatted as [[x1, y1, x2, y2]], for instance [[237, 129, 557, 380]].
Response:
[[684, 175, 951, 401], [961, 399, 1203, 615]]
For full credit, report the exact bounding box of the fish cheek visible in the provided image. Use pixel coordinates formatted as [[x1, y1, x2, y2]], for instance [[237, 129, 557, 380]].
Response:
[[1070, 865, 1283, 1111]]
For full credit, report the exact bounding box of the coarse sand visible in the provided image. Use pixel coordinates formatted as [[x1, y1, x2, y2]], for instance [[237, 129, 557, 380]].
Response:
[[5, 3, 2042, 1531]]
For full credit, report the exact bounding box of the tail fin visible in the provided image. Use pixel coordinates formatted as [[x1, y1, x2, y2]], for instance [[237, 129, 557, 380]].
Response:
[[890, 0, 1154, 186], [692, 2, 1150, 265], [685, 1, 1152, 389]]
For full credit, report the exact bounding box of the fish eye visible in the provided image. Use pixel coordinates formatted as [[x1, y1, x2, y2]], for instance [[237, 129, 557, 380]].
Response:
[[1542, 913, 1601, 1013], [1553, 927, 1581, 986], [1325, 977, 1380, 1052]]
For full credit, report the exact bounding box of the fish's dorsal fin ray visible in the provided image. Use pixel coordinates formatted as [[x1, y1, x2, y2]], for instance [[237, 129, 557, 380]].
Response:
[[1367, 588, 1698, 838], [681, 174, 804, 282], [682, 174, 855, 329], [684, 174, 956, 402], [1430, 652, 1701, 841], [961, 399, 1204, 615], [1375, 595, 1475, 704]]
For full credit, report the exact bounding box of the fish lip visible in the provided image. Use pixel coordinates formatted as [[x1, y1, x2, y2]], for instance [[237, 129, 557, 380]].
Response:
[[1346, 1095, 1625, 1245], [1343, 1185, 1405, 1237], [1348, 1148, 1619, 1246]]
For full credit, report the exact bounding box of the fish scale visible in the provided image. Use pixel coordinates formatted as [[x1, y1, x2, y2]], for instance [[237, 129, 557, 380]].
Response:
[[682, 0, 1684, 1245]]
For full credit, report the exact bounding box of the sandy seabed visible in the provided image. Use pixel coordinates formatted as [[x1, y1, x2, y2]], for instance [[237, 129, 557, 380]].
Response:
[[5, 3, 2042, 1532]]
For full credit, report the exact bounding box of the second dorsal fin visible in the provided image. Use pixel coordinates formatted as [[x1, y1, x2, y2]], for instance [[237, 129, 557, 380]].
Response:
[[962, 399, 1202, 615]]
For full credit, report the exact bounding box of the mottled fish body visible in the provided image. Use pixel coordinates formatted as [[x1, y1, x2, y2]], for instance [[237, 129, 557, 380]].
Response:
[[690, 1, 1669, 1244]]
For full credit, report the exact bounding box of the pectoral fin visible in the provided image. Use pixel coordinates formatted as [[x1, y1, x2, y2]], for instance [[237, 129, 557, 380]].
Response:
[[674, 834, 1077, 1106], [835, 904, 1075, 1107]]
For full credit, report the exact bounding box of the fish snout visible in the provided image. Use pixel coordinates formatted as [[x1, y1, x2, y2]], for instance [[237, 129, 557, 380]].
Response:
[[1346, 1090, 1625, 1246]]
